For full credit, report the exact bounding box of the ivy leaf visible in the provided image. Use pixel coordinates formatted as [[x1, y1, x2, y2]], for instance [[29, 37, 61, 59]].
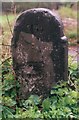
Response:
[[69, 91, 77, 98], [2, 96, 16, 107], [2, 106, 15, 119], [42, 98, 51, 111], [29, 95, 41, 105]]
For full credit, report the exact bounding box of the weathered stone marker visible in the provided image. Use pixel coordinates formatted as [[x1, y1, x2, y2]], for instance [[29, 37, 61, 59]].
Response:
[[11, 8, 68, 99]]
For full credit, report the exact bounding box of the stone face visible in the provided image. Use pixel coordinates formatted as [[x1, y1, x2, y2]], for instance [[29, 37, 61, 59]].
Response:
[[11, 8, 68, 99]]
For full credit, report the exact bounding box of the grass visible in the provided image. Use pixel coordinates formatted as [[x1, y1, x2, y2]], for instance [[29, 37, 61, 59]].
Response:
[[0, 14, 17, 44], [0, 14, 16, 25], [58, 6, 77, 19], [58, 7, 77, 45], [65, 27, 77, 46], [0, 14, 17, 61], [58, 7, 77, 44]]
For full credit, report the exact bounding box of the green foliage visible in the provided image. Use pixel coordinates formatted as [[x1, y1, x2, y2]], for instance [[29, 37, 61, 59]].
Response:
[[67, 31, 77, 39], [1, 58, 79, 119], [58, 6, 77, 19], [42, 98, 51, 111]]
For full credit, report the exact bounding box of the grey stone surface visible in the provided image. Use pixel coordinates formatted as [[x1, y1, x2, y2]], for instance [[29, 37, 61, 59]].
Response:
[[11, 8, 68, 99]]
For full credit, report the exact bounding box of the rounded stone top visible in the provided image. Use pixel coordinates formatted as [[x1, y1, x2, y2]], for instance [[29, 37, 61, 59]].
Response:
[[13, 8, 64, 43]]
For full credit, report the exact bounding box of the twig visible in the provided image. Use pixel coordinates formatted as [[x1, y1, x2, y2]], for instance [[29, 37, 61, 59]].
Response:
[[5, 12, 13, 36], [69, 53, 78, 67], [0, 102, 16, 111], [0, 44, 11, 46], [1, 57, 11, 65]]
